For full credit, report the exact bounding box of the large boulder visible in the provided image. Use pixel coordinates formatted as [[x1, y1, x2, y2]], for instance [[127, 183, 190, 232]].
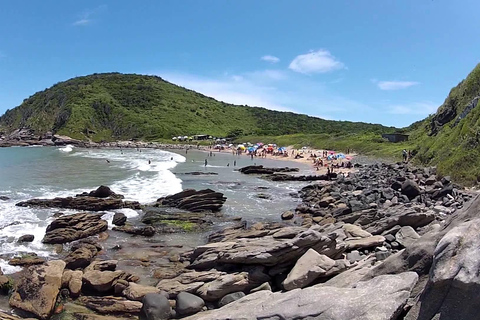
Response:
[[283, 248, 346, 290], [83, 270, 129, 293], [141, 293, 172, 320], [405, 218, 480, 320], [42, 213, 108, 244], [64, 243, 100, 269], [183, 272, 418, 320], [157, 189, 227, 212], [189, 228, 344, 270], [195, 267, 269, 301], [112, 212, 127, 226], [76, 185, 124, 199], [9, 260, 66, 320], [395, 226, 421, 248], [401, 179, 421, 199], [176, 292, 205, 316]]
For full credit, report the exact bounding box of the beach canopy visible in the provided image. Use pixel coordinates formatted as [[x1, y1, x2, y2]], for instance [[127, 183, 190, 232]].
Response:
[[337, 153, 346, 159], [247, 147, 256, 152], [278, 147, 286, 152], [237, 144, 246, 150]]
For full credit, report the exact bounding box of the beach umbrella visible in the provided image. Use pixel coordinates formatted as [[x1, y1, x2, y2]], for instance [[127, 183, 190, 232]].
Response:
[[329, 151, 335, 154], [247, 147, 255, 152], [337, 153, 346, 159], [278, 147, 286, 152], [237, 145, 246, 150]]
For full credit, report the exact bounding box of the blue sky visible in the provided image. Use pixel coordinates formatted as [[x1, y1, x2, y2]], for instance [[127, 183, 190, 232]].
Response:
[[1, 1, 479, 127]]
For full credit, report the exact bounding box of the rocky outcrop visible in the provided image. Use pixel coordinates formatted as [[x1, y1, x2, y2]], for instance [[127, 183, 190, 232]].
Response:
[[17, 196, 140, 211], [42, 212, 108, 244], [184, 272, 418, 320], [157, 189, 226, 212], [405, 218, 480, 320], [239, 165, 299, 174], [9, 260, 66, 320], [76, 185, 124, 199], [189, 228, 343, 270]]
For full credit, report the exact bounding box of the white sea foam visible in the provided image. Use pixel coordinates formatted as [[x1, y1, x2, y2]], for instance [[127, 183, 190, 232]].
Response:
[[59, 144, 74, 152], [72, 148, 186, 203]]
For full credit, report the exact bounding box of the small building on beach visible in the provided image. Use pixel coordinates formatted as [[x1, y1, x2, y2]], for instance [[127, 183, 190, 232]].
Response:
[[382, 133, 409, 143]]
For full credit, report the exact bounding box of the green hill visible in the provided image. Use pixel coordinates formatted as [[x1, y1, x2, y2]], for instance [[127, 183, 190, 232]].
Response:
[[0, 73, 395, 141], [408, 63, 480, 184]]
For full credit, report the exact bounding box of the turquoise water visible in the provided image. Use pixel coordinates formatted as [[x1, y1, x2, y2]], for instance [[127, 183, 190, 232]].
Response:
[[0, 145, 312, 274]]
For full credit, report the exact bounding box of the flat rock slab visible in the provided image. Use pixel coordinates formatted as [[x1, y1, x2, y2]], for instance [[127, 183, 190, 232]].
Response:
[[190, 228, 343, 270], [345, 235, 385, 250], [16, 196, 140, 211], [78, 296, 142, 314], [184, 272, 418, 320]]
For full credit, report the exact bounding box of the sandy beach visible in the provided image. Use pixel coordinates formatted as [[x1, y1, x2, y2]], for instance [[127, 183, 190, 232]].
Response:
[[199, 144, 358, 176]]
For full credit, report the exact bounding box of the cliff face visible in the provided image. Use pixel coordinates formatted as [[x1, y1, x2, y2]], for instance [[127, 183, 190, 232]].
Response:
[[409, 63, 480, 185]]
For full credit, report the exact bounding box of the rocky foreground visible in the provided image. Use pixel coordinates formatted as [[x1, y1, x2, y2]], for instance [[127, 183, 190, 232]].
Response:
[[1, 162, 480, 319]]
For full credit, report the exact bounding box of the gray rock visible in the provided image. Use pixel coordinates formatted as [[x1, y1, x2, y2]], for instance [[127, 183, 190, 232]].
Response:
[[375, 251, 392, 261], [395, 226, 420, 248], [345, 235, 385, 250], [250, 282, 272, 293], [184, 272, 418, 320], [346, 250, 362, 263], [405, 218, 480, 320], [283, 249, 337, 290], [112, 212, 127, 226], [176, 292, 205, 316], [218, 292, 245, 307], [281, 211, 294, 220], [17, 234, 34, 242], [401, 179, 421, 199], [141, 293, 172, 320], [190, 228, 344, 269]]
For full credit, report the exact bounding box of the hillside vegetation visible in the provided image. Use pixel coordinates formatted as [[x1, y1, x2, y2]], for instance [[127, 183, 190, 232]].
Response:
[[0, 73, 394, 142], [406, 63, 480, 185]]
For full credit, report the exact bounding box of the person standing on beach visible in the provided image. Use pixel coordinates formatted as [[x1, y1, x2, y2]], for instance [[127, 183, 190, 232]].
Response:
[[234, 160, 236, 166], [204, 159, 208, 167]]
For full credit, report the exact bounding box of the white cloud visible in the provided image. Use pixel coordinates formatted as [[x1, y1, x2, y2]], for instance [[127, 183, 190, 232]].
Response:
[[377, 81, 419, 90], [261, 55, 280, 64], [72, 5, 107, 26], [388, 102, 438, 115], [289, 49, 345, 74]]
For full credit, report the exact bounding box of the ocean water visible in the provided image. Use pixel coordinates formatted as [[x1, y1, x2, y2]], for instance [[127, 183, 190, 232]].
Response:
[[0, 146, 312, 274]]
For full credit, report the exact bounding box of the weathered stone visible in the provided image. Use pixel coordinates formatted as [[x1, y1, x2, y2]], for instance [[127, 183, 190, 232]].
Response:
[[9, 254, 45, 266], [42, 212, 108, 244], [9, 260, 66, 320], [343, 224, 372, 238], [112, 225, 155, 237], [158, 189, 227, 212], [395, 226, 421, 248], [281, 211, 294, 220], [176, 292, 205, 316], [17, 196, 139, 211], [283, 248, 339, 291], [141, 293, 172, 320], [401, 180, 421, 199], [112, 212, 127, 226], [405, 218, 480, 320], [123, 282, 161, 301], [83, 270, 127, 293], [190, 228, 343, 270], [345, 235, 385, 250], [218, 292, 245, 307], [64, 244, 98, 269], [17, 234, 34, 242], [184, 272, 418, 320], [78, 296, 142, 314]]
